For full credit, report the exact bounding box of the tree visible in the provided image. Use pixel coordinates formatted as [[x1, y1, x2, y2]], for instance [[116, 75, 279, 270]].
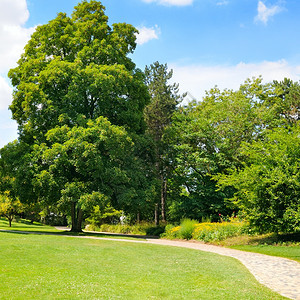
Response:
[[34, 117, 147, 232], [8, 0, 149, 144], [216, 125, 300, 233], [144, 62, 185, 223], [165, 78, 271, 222], [0, 192, 23, 227], [86, 195, 123, 227], [0, 142, 27, 226], [270, 78, 300, 124], [6, 1, 152, 229]]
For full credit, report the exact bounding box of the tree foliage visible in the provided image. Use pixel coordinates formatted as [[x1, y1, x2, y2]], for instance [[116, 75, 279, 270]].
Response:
[[0, 192, 23, 227], [144, 62, 185, 223], [3, 0, 300, 233], [216, 125, 300, 233], [34, 117, 150, 231], [8, 0, 149, 144], [165, 78, 268, 221]]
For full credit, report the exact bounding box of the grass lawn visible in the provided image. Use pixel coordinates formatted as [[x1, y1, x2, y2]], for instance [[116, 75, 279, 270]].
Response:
[[216, 233, 300, 262], [0, 218, 60, 233], [228, 244, 300, 262], [0, 218, 145, 240], [0, 230, 287, 299]]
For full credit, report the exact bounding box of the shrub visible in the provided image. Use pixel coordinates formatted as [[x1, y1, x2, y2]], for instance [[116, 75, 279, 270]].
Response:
[[192, 221, 247, 242], [162, 219, 249, 242], [178, 219, 198, 239], [85, 222, 165, 236]]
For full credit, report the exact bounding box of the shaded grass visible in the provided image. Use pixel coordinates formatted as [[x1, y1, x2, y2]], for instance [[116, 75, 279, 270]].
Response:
[[0, 218, 145, 240], [0, 231, 287, 299], [0, 218, 60, 233]]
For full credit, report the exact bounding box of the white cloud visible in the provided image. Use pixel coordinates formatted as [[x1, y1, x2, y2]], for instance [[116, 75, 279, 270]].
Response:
[[255, 1, 282, 24], [0, 0, 35, 147], [216, 1, 229, 6], [0, 76, 12, 110], [136, 25, 160, 45], [170, 60, 300, 101], [142, 0, 193, 6], [0, 109, 18, 149], [0, 0, 35, 73]]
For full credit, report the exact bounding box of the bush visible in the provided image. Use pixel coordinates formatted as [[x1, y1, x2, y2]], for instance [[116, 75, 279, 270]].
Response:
[[192, 222, 247, 242], [162, 219, 249, 242], [161, 219, 197, 240], [85, 222, 165, 236], [178, 219, 198, 239]]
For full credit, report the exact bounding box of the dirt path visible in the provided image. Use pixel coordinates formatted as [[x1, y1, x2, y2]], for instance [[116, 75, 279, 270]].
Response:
[[3, 228, 300, 299]]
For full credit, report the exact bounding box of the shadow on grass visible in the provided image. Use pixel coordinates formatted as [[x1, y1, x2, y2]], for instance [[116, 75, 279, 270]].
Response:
[[0, 228, 153, 241], [249, 232, 300, 245]]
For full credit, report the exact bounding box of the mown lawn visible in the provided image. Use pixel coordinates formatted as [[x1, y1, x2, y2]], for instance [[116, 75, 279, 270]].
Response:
[[217, 233, 300, 262], [228, 244, 300, 262], [0, 230, 287, 299], [0, 218, 144, 240]]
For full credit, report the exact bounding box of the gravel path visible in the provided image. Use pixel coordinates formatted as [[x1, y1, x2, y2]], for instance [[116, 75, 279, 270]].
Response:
[[3, 228, 300, 299]]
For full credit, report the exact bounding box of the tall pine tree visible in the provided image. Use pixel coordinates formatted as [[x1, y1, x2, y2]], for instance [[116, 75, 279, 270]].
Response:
[[144, 62, 185, 223]]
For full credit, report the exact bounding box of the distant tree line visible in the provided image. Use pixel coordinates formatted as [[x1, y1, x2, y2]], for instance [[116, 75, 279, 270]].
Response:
[[0, 0, 299, 233]]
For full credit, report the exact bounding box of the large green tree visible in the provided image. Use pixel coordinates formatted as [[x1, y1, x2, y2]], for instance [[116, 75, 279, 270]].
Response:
[[8, 0, 149, 144], [165, 78, 270, 222], [34, 117, 149, 232], [7, 1, 152, 228], [216, 125, 300, 233], [144, 62, 185, 223]]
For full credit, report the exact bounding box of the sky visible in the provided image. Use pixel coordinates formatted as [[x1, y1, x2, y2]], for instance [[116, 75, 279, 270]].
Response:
[[0, 0, 300, 148]]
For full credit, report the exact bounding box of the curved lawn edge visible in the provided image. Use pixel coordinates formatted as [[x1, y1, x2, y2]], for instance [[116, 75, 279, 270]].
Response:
[[1, 228, 299, 299]]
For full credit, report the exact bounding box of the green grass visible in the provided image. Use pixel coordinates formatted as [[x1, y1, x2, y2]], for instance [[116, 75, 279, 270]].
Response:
[[229, 245, 300, 262], [0, 218, 60, 233], [216, 233, 300, 262], [0, 218, 145, 240], [0, 231, 287, 299]]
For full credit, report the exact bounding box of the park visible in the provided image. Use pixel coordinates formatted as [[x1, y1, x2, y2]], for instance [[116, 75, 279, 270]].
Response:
[[0, 0, 299, 299]]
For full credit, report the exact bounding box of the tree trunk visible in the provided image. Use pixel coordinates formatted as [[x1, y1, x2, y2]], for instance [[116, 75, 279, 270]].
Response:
[[8, 216, 12, 227], [154, 203, 159, 226], [137, 212, 140, 223], [70, 202, 83, 232], [161, 175, 167, 222], [76, 207, 83, 232]]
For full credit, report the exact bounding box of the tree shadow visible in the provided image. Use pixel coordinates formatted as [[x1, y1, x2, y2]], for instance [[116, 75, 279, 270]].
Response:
[[249, 232, 300, 245], [0, 228, 156, 240]]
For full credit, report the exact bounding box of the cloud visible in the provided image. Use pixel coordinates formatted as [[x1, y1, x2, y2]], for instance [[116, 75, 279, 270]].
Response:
[[255, 1, 282, 24], [136, 25, 160, 45], [170, 60, 300, 101], [216, 1, 229, 6], [0, 76, 12, 110], [0, 0, 35, 73], [0, 109, 18, 149], [142, 0, 193, 6], [0, 0, 35, 147]]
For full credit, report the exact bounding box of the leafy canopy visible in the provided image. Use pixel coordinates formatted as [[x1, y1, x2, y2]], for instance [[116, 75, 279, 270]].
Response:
[[8, 0, 149, 143]]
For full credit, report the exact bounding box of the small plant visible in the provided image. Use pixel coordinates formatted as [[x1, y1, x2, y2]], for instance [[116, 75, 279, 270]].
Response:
[[178, 219, 198, 239]]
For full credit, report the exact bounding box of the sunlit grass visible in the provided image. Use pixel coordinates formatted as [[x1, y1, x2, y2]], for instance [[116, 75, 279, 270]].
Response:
[[217, 233, 300, 262], [0, 231, 287, 299]]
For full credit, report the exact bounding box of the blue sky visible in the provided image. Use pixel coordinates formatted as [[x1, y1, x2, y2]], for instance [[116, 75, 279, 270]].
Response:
[[0, 0, 300, 148]]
